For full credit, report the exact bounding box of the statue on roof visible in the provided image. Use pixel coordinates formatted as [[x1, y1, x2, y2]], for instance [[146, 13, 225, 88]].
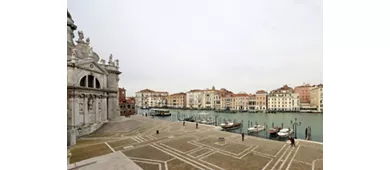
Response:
[[108, 54, 114, 66], [77, 31, 85, 43]]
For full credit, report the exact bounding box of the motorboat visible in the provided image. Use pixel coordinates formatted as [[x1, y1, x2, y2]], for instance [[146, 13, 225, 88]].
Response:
[[248, 124, 266, 133], [222, 122, 242, 131], [150, 109, 171, 117], [268, 127, 281, 136], [277, 128, 294, 137], [206, 118, 215, 125], [220, 121, 233, 128]]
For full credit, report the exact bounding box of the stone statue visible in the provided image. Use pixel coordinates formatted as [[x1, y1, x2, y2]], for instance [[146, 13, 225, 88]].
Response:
[[86, 37, 90, 45], [78, 31, 84, 42], [88, 97, 94, 111], [108, 54, 114, 66], [79, 103, 84, 114], [109, 54, 113, 62], [115, 59, 119, 67]]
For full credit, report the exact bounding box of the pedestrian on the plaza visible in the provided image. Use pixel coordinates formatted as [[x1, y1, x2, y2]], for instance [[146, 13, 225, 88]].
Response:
[[241, 133, 245, 141], [183, 121, 185, 126], [305, 127, 308, 140], [289, 136, 296, 147], [196, 123, 198, 129]]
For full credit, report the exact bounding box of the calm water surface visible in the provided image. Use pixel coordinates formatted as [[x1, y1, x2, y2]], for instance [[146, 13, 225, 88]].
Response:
[[137, 109, 323, 142]]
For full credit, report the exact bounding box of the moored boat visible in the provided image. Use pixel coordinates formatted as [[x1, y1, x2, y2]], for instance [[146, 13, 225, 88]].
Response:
[[150, 109, 171, 117], [222, 122, 242, 131], [269, 127, 281, 136], [184, 116, 195, 122], [277, 128, 294, 138], [248, 124, 266, 133]]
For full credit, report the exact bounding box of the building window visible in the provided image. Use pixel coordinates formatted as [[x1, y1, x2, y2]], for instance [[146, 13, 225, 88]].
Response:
[[95, 79, 100, 88], [80, 77, 86, 87], [88, 76, 94, 88], [80, 75, 100, 89]]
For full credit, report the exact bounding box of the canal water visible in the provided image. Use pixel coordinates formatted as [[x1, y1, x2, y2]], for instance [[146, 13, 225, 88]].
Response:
[[137, 108, 323, 142]]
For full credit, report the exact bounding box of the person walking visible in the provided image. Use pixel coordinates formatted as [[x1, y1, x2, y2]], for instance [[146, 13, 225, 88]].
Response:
[[183, 121, 185, 126], [241, 133, 245, 141], [305, 127, 308, 140], [196, 123, 198, 129], [289, 136, 296, 147]]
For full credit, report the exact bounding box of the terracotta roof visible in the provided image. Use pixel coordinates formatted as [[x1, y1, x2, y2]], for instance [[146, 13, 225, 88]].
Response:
[[294, 84, 312, 89], [169, 92, 186, 96], [270, 85, 294, 94], [137, 89, 155, 93], [233, 93, 249, 97], [187, 89, 203, 93], [137, 89, 168, 93], [256, 90, 267, 94], [312, 84, 323, 88]]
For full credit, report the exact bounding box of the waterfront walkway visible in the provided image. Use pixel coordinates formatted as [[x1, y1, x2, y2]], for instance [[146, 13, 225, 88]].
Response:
[[69, 115, 323, 170]]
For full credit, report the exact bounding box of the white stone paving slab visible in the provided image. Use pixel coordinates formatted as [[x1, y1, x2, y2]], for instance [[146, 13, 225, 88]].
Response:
[[68, 152, 142, 170]]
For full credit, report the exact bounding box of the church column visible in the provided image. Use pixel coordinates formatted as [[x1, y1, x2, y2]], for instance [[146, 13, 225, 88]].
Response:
[[93, 77, 96, 88], [103, 96, 107, 121], [84, 97, 88, 124], [95, 96, 100, 122], [86, 76, 89, 88]]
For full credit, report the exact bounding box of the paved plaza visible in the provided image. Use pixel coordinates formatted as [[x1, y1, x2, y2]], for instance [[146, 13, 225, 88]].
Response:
[[69, 115, 323, 170]]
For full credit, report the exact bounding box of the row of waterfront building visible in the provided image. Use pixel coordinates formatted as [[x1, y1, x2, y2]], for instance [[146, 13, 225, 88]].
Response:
[[134, 84, 323, 112]]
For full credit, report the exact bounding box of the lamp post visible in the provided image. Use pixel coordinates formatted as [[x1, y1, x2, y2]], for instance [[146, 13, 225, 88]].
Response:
[[290, 118, 302, 139]]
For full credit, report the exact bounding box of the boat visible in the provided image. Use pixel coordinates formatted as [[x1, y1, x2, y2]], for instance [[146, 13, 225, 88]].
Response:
[[184, 116, 195, 122], [205, 118, 215, 125], [248, 124, 266, 133], [220, 121, 233, 128], [277, 128, 294, 138], [268, 127, 281, 136], [150, 109, 171, 117], [222, 122, 242, 131]]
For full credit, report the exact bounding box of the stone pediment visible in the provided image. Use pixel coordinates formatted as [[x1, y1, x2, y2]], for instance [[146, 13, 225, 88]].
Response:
[[76, 60, 108, 75]]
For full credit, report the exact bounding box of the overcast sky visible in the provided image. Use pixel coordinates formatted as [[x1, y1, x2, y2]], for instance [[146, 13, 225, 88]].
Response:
[[68, 0, 322, 96]]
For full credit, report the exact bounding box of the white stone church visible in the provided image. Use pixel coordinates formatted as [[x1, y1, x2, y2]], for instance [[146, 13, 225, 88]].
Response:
[[67, 10, 121, 146]]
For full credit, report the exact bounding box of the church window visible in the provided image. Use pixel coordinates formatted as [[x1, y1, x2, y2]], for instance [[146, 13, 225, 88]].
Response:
[[79, 75, 101, 89], [95, 79, 101, 88], [80, 77, 86, 87], [88, 76, 94, 88]]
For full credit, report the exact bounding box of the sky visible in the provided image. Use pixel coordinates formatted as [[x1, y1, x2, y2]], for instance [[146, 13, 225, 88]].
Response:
[[68, 0, 322, 96]]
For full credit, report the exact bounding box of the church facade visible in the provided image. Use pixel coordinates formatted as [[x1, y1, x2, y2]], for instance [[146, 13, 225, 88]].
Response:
[[67, 10, 121, 145]]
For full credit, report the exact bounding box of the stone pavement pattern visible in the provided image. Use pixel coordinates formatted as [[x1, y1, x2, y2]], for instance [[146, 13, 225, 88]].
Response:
[[70, 115, 323, 170]]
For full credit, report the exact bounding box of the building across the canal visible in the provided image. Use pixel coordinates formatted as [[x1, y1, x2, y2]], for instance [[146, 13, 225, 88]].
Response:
[[67, 10, 122, 146], [310, 84, 323, 112], [133, 84, 322, 113], [202, 87, 218, 109], [135, 89, 168, 108], [167, 92, 186, 108], [268, 85, 300, 112], [255, 90, 268, 111], [186, 89, 204, 109], [233, 93, 249, 111]]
